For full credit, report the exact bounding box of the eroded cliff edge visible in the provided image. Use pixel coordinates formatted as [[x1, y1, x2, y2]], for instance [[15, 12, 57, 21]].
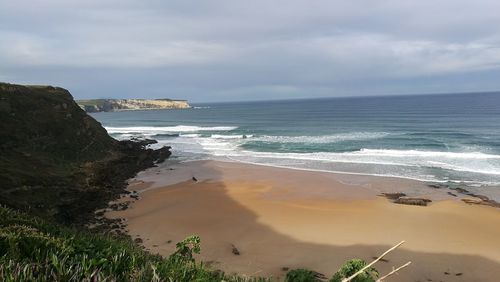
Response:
[[77, 98, 191, 112], [0, 82, 171, 224]]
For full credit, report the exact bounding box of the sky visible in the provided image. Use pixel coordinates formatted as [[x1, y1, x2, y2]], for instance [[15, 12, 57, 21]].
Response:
[[1, 0, 500, 102]]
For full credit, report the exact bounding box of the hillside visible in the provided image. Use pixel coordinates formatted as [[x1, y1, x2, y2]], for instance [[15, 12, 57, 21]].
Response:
[[0, 82, 170, 223], [77, 98, 191, 112]]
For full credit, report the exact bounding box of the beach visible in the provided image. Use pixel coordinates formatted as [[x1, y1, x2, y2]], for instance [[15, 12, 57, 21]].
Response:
[[106, 160, 500, 281]]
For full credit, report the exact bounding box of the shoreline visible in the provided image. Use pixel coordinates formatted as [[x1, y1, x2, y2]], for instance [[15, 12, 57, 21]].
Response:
[[137, 157, 500, 202], [106, 160, 500, 281]]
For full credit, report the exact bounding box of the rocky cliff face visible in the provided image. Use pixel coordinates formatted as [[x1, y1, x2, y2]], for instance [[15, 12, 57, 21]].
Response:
[[0, 83, 171, 223], [77, 98, 191, 113]]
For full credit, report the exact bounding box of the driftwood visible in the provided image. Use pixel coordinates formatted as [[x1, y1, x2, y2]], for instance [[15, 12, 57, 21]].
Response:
[[342, 241, 410, 282]]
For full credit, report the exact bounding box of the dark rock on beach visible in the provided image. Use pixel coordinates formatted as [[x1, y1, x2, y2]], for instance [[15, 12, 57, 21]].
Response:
[[394, 197, 432, 206], [381, 193, 431, 206], [447, 192, 457, 197], [462, 197, 500, 208], [381, 192, 406, 200], [231, 244, 240, 255]]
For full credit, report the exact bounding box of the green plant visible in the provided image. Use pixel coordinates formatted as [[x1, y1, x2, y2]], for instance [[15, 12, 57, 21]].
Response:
[[330, 259, 378, 282], [285, 268, 321, 282], [170, 235, 201, 263]]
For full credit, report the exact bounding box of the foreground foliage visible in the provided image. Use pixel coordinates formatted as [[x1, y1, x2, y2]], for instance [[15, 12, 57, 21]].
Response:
[[330, 259, 378, 282], [0, 206, 381, 281], [0, 206, 268, 282], [285, 269, 322, 282]]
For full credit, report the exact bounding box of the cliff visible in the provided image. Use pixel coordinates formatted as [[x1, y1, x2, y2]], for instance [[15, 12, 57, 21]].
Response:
[[77, 98, 191, 112], [0, 82, 171, 223]]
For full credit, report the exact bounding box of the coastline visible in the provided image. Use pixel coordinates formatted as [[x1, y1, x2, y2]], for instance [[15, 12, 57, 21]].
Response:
[[107, 160, 500, 281]]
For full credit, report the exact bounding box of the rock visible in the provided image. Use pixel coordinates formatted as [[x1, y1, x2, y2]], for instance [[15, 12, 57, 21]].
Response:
[[231, 244, 240, 255], [281, 267, 289, 272], [427, 183, 447, 189], [462, 198, 500, 208], [155, 146, 171, 163], [134, 238, 143, 244], [381, 192, 406, 200], [394, 197, 432, 206], [455, 187, 470, 194], [130, 190, 140, 199]]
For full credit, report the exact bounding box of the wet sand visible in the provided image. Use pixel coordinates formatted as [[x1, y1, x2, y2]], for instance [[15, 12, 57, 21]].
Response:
[[107, 160, 500, 281]]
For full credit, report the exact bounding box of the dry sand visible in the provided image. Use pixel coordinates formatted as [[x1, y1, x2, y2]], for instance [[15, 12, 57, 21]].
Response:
[[107, 160, 500, 281]]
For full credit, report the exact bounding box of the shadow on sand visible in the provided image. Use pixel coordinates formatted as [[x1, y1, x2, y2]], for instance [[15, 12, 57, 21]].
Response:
[[120, 162, 500, 282]]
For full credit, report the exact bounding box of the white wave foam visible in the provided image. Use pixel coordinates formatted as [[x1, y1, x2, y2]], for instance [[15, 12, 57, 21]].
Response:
[[105, 125, 237, 134], [188, 139, 500, 177], [356, 149, 500, 159], [174, 132, 388, 142], [252, 132, 389, 143], [210, 134, 253, 139]]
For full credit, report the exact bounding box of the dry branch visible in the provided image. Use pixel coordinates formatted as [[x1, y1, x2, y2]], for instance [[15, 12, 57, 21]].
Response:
[[341, 241, 406, 282], [376, 261, 412, 282]]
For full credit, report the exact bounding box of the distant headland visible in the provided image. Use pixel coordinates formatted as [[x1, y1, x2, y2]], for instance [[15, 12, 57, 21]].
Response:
[[77, 98, 191, 113]]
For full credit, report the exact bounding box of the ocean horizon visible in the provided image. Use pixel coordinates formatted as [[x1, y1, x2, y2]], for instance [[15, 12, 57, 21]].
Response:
[[93, 91, 500, 188]]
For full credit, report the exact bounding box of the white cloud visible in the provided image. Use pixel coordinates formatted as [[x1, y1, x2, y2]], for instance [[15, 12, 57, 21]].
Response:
[[1, 0, 500, 101]]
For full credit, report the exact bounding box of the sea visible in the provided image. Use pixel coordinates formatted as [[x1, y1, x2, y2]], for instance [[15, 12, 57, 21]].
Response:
[[91, 92, 500, 188]]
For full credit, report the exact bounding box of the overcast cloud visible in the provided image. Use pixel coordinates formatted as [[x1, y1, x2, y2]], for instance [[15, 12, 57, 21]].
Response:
[[1, 0, 500, 102]]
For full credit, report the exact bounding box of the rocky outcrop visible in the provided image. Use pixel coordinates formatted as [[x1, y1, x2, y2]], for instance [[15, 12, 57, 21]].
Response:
[[77, 98, 191, 112], [380, 193, 432, 206], [394, 197, 432, 206], [0, 82, 171, 224]]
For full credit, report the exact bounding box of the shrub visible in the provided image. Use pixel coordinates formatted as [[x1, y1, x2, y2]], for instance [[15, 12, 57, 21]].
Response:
[[285, 268, 321, 282], [330, 259, 378, 282]]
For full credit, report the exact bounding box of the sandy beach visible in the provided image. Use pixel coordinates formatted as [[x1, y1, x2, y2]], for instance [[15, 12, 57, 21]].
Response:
[[107, 160, 500, 281]]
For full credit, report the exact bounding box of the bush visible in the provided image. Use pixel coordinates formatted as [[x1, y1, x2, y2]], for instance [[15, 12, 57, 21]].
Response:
[[285, 268, 321, 282], [330, 259, 378, 282]]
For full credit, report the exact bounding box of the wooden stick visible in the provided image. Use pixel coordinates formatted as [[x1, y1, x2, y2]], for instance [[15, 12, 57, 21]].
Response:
[[376, 261, 412, 282], [341, 241, 406, 282]]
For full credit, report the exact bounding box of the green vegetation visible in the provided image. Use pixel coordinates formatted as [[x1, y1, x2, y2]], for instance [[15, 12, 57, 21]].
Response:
[[330, 259, 378, 282], [285, 269, 322, 282], [75, 99, 107, 107], [284, 259, 378, 282], [0, 206, 269, 282]]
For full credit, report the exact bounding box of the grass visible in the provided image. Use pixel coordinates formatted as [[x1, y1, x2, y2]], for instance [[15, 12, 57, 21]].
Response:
[[0, 206, 270, 282]]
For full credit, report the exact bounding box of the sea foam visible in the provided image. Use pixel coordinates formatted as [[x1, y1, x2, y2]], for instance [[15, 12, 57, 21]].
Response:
[[105, 125, 238, 134]]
